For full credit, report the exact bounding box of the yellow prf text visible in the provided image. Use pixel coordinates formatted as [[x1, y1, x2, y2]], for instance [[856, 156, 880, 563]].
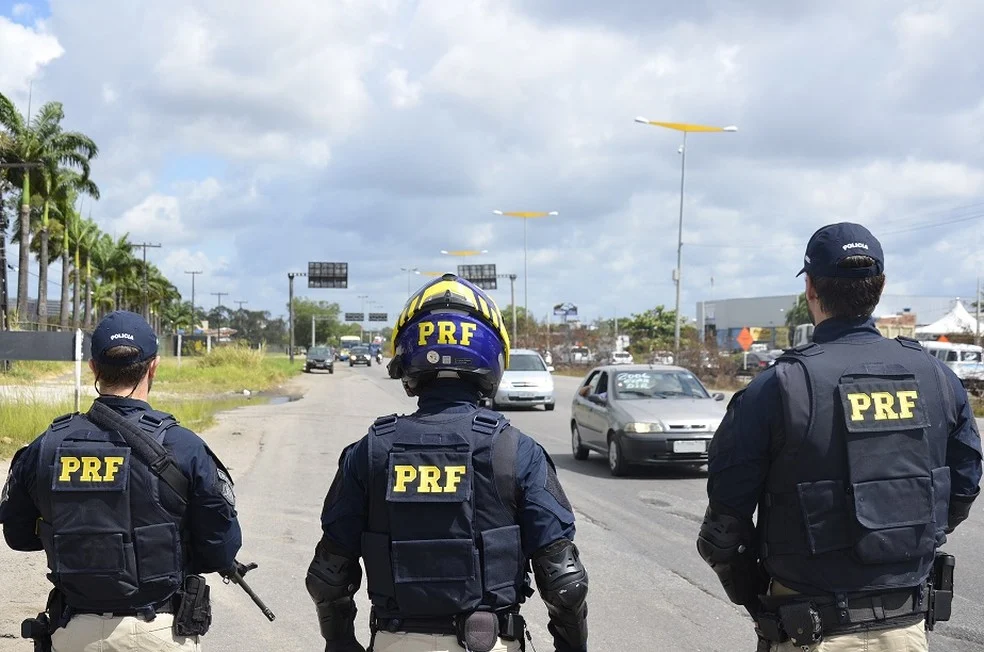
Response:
[[58, 456, 125, 482], [846, 390, 918, 422], [392, 465, 467, 493]]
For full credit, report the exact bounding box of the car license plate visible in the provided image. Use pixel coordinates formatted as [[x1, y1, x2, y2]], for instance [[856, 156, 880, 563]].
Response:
[[673, 440, 706, 454]]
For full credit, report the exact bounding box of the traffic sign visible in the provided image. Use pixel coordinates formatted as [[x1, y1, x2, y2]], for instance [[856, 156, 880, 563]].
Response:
[[458, 264, 497, 290], [344, 312, 364, 322], [736, 327, 754, 351], [368, 312, 388, 322], [308, 262, 348, 288]]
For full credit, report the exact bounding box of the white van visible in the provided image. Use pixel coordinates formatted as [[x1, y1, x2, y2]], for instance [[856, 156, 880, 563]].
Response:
[[918, 341, 984, 381]]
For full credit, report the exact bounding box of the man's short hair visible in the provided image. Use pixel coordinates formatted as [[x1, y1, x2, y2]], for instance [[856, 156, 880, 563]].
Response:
[[810, 256, 886, 320], [94, 345, 154, 389]]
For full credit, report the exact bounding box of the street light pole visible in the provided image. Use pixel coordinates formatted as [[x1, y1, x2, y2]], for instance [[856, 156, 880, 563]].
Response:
[[634, 118, 737, 356], [287, 272, 307, 363], [673, 131, 687, 357], [492, 210, 558, 344], [358, 294, 369, 342], [400, 267, 419, 296]]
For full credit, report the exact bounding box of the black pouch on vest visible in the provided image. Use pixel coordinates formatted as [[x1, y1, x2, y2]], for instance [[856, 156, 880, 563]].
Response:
[[174, 575, 211, 637], [778, 602, 822, 648], [456, 611, 499, 652], [930, 553, 955, 625]]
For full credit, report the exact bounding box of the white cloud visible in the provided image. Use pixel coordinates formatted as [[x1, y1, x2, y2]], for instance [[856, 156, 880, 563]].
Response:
[[0, 16, 63, 100], [6, 0, 983, 325], [385, 68, 421, 108]]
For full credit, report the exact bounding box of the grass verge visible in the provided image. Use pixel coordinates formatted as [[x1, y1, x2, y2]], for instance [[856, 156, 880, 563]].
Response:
[[0, 360, 74, 383], [0, 349, 301, 459]]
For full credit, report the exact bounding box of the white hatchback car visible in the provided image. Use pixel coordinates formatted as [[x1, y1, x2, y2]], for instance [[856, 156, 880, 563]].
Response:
[[493, 349, 555, 411], [609, 351, 634, 365]]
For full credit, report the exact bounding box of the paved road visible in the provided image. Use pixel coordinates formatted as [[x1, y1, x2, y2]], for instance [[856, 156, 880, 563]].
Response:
[[1, 366, 983, 651]]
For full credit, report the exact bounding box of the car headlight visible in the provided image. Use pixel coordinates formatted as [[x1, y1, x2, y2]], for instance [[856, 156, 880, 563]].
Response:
[[624, 422, 665, 433]]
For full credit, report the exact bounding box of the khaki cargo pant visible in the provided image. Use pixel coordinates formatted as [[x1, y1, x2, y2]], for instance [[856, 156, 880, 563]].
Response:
[[52, 613, 199, 652], [768, 581, 928, 652], [769, 620, 927, 651], [371, 632, 522, 651]]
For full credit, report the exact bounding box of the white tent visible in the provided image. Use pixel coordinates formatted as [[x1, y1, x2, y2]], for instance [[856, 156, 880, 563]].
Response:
[[914, 300, 983, 336]]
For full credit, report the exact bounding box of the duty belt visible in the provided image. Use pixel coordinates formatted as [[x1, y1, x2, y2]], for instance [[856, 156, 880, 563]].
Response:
[[369, 607, 525, 638], [755, 585, 927, 643], [71, 598, 176, 619]]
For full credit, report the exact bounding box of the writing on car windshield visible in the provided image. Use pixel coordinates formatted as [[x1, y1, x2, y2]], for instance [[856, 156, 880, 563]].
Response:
[[613, 371, 708, 399]]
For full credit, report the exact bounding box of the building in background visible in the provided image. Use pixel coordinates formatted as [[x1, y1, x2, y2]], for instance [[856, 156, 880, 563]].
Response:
[[698, 294, 966, 352]]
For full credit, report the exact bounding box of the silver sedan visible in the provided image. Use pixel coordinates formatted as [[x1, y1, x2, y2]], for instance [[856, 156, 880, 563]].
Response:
[[570, 364, 726, 476]]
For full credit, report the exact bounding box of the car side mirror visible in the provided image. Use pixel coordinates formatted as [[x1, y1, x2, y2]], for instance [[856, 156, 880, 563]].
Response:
[[547, 366, 555, 373], [713, 392, 726, 401]]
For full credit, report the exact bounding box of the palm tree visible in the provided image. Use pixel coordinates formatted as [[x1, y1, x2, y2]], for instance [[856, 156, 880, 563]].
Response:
[[0, 93, 97, 326], [67, 215, 96, 327], [36, 168, 98, 328]]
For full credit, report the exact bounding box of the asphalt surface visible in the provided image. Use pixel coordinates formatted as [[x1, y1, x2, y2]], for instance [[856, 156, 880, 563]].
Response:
[[1, 365, 983, 651]]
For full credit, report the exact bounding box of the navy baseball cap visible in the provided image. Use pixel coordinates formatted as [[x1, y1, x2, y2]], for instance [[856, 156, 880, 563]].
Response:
[[797, 222, 884, 279], [91, 311, 159, 365]]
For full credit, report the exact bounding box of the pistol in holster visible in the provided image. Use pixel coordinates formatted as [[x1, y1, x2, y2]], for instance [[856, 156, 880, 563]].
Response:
[[174, 574, 212, 637], [21, 588, 66, 652], [926, 552, 955, 631]]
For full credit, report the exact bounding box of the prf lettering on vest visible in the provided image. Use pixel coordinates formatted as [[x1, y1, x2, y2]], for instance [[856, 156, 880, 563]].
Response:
[[847, 390, 919, 422], [58, 456, 125, 482], [417, 321, 477, 346], [392, 464, 467, 493]]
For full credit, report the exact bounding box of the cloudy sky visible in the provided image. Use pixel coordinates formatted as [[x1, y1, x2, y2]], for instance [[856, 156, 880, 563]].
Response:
[[2, 0, 983, 326]]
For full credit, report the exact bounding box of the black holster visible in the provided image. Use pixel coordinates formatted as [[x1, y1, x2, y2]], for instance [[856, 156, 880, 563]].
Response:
[[174, 574, 212, 637], [21, 588, 66, 652], [927, 552, 955, 631]]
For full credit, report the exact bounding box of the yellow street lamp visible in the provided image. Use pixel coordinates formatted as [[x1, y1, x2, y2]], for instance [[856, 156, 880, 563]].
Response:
[[492, 210, 558, 338], [634, 117, 737, 356], [440, 249, 488, 257]]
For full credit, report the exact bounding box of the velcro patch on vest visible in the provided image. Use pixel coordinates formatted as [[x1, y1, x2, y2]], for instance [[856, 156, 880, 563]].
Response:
[[838, 379, 930, 433], [52, 447, 130, 492], [386, 451, 472, 503]]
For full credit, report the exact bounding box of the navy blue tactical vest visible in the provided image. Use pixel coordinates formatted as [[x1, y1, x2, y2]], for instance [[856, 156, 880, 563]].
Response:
[[34, 409, 187, 612], [361, 407, 525, 619], [761, 336, 953, 595]]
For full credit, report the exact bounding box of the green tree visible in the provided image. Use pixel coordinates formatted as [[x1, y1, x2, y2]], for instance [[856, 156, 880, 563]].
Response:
[[0, 94, 98, 324], [499, 304, 539, 345], [290, 298, 345, 347], [785, 292, 811, 328], [35, 169, 98, 327]]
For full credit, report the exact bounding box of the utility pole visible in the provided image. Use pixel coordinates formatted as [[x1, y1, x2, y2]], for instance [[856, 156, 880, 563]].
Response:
[[210, 292, 228, 334], [976, 276, 981, 348], [235, 300, 248, 312], [184, 270, 202, 316], [358, 294, 369, 343], [288, 272, 307, 363], [133, 243, 162, 319]]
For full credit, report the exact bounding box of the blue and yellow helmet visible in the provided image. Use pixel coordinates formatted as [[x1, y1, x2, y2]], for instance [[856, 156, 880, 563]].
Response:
[[387, 274, 511, 397]]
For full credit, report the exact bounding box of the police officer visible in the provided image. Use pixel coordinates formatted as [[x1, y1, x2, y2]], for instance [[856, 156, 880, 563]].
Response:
[[306, 274, 588, 652], [697, 223, 982, 651], [0, 311, 243, 651]]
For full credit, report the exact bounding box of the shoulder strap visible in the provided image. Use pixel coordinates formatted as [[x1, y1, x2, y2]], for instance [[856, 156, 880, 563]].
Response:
[[86, 401, 190, 502], [371, 414, 398, 437], [896, 335, 924, 351], [491, 425, 519, 518]]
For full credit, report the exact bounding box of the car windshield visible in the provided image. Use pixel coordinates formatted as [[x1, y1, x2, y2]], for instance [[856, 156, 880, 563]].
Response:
[[351, 347, 369, 354], [613, 370, 710, 400], [508, 354, 546, 371], [309, 347, 331, 357]]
